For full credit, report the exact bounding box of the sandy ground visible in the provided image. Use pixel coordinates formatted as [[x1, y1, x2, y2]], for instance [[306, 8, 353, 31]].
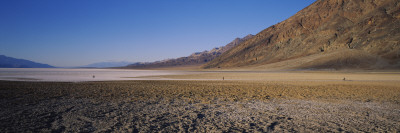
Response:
[[159, 71, 400, 82], [0, 68, 193, 82], [1, 76, 400, 132]]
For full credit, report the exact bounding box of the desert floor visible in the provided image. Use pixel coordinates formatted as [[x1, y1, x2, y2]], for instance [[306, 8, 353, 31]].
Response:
[[1, 71, 400, 132]]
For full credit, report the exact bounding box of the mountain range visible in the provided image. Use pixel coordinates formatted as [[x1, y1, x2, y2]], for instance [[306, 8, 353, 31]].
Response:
[[81, 61, 134, 68], [3, 0, 399, 70], [126, 34, 254, 68], [0, 55, 55, 68], [203, 0, 400, 70]]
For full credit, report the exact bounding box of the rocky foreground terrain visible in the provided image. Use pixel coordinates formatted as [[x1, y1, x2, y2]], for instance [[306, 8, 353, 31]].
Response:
[[1, 80, 399, 132]]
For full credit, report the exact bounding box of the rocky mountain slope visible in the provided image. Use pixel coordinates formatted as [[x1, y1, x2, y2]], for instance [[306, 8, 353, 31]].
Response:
[[127, 34, 254, 68], [0, 55, 55, 68], [203, 0, 400, 70]]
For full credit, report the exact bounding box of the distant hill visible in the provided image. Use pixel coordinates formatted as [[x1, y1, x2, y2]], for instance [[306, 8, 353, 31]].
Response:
[[203, 0, 400, 70], [0, 55, 55, 68], [81, 61, 134, 68], [127, 34, 254, 68]]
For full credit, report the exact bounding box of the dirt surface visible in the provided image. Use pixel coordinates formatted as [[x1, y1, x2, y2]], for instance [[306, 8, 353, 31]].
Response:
[[160, 71, 400, 82], [1, 79, 399, 132]]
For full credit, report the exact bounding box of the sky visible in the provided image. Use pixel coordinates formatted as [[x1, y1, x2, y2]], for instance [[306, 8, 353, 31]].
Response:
[[0, 0, 316, 67]]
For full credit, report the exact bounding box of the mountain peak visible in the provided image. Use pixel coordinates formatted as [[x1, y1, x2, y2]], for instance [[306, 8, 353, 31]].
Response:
[[244, 34, 254, 38]]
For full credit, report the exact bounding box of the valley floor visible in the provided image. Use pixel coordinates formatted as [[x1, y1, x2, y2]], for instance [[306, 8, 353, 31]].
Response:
[[1, 74, 399, 132]]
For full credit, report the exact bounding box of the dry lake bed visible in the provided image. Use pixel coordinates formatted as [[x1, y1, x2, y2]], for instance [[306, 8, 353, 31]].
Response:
[[1, 68, 400, 132], [0, 68, 192, 82]]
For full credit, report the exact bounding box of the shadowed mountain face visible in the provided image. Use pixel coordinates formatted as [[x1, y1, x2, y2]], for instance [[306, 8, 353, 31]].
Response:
[[203, 0, 400, 70], [127, 34, 254, 68], [0, 55, 55, 68]]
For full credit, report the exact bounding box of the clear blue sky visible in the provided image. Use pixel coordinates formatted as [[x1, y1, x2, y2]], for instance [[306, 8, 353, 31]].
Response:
[[0, 0, 315, 67]]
